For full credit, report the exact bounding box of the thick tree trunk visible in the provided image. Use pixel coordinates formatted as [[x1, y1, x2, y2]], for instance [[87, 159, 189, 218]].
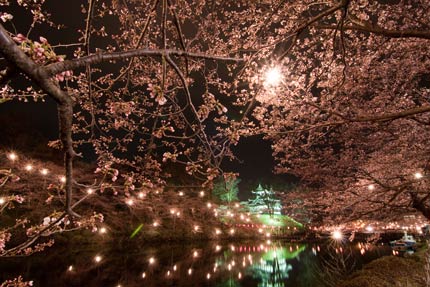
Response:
[[0, 24, 78, 216], [411, 193, 430, 220]]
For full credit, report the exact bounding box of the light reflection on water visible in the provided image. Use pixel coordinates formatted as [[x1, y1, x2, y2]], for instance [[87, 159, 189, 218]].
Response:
[[0, 240, 392, 287]]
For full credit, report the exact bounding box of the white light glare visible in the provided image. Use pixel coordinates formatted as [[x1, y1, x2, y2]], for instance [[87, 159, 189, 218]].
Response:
[[365, 226, 374, 232], [414, 172, 423, 179], [7, 152, 17, 161], [332, 230, 343, 240], [264, 66, 283, 86]]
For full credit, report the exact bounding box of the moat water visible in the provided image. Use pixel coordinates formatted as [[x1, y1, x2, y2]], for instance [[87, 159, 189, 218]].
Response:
[[0, 239, 393, 287]]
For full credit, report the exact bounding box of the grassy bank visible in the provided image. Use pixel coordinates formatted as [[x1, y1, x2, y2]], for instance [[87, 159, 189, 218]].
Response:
[[339, 243, 429, 287]]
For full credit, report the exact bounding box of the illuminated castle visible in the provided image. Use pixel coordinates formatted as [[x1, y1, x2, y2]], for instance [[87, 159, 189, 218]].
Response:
[[245, 184, 282, 216]]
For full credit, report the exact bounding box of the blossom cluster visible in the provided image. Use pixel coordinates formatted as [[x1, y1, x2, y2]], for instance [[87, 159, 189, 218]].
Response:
[[12, 34, 72, 82]]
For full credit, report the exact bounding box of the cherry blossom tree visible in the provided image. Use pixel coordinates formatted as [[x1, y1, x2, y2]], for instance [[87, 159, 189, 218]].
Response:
[[0, 0, 429, 226], [240, 0, 430, 221]]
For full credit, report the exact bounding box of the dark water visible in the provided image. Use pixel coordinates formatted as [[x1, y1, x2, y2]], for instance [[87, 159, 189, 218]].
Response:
[[0, 239, 392, 287]]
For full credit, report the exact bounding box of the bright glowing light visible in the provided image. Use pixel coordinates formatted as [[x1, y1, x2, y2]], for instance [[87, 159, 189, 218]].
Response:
[[25, 164, 33, 171], [207, 202, 212, 208], [138, 192, 145, 199], [264, 66, 283, 86], [60, 176, 66, 183], [365, 226, 374, 232], [149, 257, 155, 264], [126, 199, 134, 206], [188, 268, 192, 275], [414, 172, 423, 179], [40, 168, 48, 175], [68, 265, 73, 272], [194, 225, 199, 231], [265, 232, 271, 238], [170, 209, 175, 214], [206, 273, 211, 279], [178, 191, 184, 196], [368, 184, 375, 191], [332, 230, 343, 240], [193, 251, 198, 258], [99, 227, 107, 234], [7, 152, 17, 161], [153, 221, 159, 227], [166, 270, 171, 276], [0, 198, 5, 205], [94, 255, 102, 263], [258, 228, 263, 233], [176, 211, 180, 217], [199, 191, 205, 197], [173, 265, 177, 271], [142, 272, 146, 278], [87, 188, 94, 195], [215, 245, 221, 251], [215, 228, 221, 235], [229, 228, 235, 235], [234, 203, 239, 208], [238, 272, 242, 279]]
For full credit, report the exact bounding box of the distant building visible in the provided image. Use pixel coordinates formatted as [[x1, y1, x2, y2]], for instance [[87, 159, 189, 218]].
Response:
[[244, 184, 282, 215]]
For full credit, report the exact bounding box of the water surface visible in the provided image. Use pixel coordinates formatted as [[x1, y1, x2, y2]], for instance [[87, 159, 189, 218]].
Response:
[[0, 239, 392, 286]]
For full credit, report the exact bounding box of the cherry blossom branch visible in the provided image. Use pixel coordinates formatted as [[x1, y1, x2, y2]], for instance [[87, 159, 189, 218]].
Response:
[[317, 23, 430, 40], [321, 12, 430, 40], [168, 0, 189, 74], [0, 66, 16, 85], [278, 0, 350, 59], [103, 0, 159, 90], [1, 213, 66, 257], [269, 104, 430, 135], [0, 23, 78, 217], [45, 49, 244, 76]]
